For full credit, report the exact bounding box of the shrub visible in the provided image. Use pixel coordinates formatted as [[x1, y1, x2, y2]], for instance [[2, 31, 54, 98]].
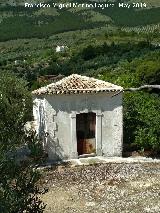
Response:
[[26, 131, 46, 162], [136, 61, 160, 84], [81, 45, 97, 60], [124, 92, 160, 152]]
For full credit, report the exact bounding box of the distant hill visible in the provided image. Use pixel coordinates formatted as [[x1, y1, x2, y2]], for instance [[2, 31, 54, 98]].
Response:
[[0, 0, 160, 41], [1, 0, 160, 8]]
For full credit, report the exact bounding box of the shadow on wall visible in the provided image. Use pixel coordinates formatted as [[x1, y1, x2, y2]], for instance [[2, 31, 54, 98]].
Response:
[[38, 100, 46, 138], [36, 100, 68, 161], [45, 93, 121, 114], [46, 134, 68, 161]]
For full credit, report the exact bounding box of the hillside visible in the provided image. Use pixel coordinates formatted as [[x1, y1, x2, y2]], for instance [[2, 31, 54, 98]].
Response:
[[0, 0, 160, 41], [1, 0, 160, 7]]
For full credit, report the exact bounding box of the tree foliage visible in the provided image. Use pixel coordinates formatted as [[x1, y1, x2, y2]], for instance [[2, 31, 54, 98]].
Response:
[[0, 71, 32, 151], [124, 92, 160, 152], [0, 71, 45, 213]]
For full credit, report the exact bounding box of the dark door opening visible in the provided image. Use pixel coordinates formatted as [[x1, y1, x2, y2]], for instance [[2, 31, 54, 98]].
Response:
[[76, 112, 96, 156]]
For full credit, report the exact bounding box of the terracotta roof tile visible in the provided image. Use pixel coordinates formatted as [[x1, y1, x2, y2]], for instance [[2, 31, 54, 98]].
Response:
[[32, 74, 123, 95]]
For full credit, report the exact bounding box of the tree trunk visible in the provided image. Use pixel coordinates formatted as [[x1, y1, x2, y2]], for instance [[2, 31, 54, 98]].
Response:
[[125, 85, 160, 91]]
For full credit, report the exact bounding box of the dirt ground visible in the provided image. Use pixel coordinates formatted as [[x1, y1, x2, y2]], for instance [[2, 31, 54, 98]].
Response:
[[39, 161, 160, 213]]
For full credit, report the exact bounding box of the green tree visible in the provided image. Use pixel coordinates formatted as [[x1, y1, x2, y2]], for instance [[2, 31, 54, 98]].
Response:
[[0, 71, 45, 213], [124, 92, 160, 152], [81, 45, 97, 60], [136, 61, 160, 84]]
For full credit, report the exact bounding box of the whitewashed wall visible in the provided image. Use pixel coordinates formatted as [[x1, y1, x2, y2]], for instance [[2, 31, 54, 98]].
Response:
[[33, 92, 123, 161]]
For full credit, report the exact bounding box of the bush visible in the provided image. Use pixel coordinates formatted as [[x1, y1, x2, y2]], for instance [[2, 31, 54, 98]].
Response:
[[0, 158, 46, 213], [26, 131, 46, 162], [136, 61, 160, 84], [124, 92, 160, 152], [81, 45, 97, 60]]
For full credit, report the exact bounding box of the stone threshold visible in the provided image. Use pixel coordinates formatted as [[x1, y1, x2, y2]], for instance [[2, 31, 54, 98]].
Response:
[[35, 156, 160, 170]]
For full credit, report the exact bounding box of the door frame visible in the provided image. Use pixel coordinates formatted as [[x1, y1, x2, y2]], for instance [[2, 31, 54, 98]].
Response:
[[70, 110, 103, 159], [76, 112, 96, 156]]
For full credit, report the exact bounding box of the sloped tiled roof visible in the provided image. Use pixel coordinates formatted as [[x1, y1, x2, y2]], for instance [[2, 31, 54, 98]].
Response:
[[32, 74, 123, 95]]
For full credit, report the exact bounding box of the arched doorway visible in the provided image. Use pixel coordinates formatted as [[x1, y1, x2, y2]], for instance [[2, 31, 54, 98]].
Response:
[[76, 112, 96, 156]]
